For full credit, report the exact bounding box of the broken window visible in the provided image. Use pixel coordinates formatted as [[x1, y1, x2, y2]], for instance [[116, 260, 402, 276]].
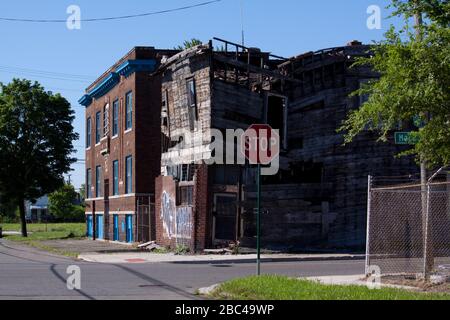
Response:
[[266, 95, 288, 149], [180, 164, 195, 182], [162, 90, 169, 128], [186, 78, 198, 131]]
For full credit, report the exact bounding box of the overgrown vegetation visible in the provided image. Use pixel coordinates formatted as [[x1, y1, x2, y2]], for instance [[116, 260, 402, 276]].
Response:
[[48, 184, 85, 222], [211, 275, 450, 300]]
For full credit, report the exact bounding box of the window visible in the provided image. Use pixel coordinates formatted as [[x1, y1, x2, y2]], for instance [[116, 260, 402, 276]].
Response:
[[86, 169, 92, 199], [125, 156, 132, 194], [95, 111, 101, 144], [161, 90, 169, 128], [112, 100, 119, 137], [103, 104, 110, 137], [180, 164, 195, 182], [125, 92, 133, 131], [86, 117, 91, 148], [96, 166, 102, 198], [186, 79, 197, 131], [113, 160, 119, 196], [178, 186, 193, 206]]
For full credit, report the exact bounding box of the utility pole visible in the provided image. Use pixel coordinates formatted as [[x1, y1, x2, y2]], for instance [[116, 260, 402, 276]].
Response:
[[240, 0, 245, 46]]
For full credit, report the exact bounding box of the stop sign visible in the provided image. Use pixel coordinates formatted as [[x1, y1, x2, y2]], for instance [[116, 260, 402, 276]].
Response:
[[240, 124, 280, 165]]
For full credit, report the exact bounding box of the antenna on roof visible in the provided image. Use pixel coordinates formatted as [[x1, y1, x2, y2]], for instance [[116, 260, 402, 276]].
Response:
[[240, 0, 245, 46]]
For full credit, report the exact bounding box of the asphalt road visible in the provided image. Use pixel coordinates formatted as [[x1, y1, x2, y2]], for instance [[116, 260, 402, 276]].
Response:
[[0, 239, 364, 300]]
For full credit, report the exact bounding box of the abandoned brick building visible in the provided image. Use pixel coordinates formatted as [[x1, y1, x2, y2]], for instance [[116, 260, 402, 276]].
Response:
[[80, 46, 177, 243], [154, 38, 419, 252]]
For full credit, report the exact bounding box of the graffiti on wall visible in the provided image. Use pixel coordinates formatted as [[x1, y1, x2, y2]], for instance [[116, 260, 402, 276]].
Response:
[[176, 206, 193, 240], [161, 191, 193, 240], [161, 191, 176, 239]]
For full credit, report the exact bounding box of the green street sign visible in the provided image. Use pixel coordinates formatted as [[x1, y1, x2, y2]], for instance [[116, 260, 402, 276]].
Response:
[[395, 132, 420, 145]]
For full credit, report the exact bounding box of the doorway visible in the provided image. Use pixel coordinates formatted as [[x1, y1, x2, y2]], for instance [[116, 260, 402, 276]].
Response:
[[126, 215, 133, 243], [213, 194, 238, 242], [113, 215, 119, 241], [95, 215, 104, 240]]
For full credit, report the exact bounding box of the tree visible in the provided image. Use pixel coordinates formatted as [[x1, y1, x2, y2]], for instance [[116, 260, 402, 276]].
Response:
[[0, 194, 18, 222], [340, 0, 450, 167], [48, 184, 84, 222], [174, 38, 203, 50], [79, 184, 86, 203], [0, 79, 78, 236]]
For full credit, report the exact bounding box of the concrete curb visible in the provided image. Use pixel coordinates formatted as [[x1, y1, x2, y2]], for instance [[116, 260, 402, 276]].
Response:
[[77, 253, 365, 264]]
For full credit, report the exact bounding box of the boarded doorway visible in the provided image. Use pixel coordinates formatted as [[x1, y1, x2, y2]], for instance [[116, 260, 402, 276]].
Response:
[[213, 194, 238, 242], [137, 196, 154, 243]]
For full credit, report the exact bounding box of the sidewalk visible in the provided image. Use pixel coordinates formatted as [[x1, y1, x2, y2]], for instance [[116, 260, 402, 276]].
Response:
[[78, 252, 365, 264]]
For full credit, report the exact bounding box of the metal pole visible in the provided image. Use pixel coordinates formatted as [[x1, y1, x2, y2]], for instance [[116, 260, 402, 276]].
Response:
[[256, 163, 261, 276], [423, 183, 432, 280], [365, 175, 372, 276]]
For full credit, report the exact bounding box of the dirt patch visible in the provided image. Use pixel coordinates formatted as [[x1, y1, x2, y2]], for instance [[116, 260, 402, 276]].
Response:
[[41, 239, 139, 254], [382, 275, 450, 293]]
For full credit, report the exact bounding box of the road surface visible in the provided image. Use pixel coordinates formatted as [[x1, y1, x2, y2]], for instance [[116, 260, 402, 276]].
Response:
[[0, 239, 364, 300]]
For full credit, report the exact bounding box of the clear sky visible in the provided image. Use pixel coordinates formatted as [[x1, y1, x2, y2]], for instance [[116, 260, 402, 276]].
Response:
[[0, 0, 401, 189]]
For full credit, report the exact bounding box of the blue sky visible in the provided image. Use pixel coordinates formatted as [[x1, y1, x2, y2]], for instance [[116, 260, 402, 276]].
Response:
[[0, 0, 401, 189]]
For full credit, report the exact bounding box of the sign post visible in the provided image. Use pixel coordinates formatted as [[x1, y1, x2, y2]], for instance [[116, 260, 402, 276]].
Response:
[[242, 124, 280, 276], [256, 163, 261, 276]]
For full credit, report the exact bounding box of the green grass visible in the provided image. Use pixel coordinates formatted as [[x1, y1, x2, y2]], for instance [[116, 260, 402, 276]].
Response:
[[211, 275, 450, 300], [0, 223, 85, 257]]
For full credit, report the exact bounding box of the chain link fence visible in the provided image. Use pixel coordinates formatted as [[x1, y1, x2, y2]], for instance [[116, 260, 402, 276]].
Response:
[[366, 169, 450, 280]]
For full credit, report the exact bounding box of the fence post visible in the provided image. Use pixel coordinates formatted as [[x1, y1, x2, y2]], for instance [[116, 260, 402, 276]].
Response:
[[423, 182, 434, 280], [365, 175, 372, 276]]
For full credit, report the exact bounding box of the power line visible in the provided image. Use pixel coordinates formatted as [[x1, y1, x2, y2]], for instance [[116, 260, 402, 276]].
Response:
[[0, 65, 93, 80], [0, 70, 92, 83], [0, 0, 222, 23]]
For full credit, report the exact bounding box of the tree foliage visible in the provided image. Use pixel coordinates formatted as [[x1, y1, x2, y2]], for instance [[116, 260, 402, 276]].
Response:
[[340, 0, 450, 167], [0, 79, 78, 235], [390, 0, 450, 26], [174, 38, 203, 50], [48, 184, 84, 222]]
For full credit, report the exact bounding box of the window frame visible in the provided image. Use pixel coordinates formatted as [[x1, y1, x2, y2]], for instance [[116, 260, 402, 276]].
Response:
[[95, 111, 102, 144], [86, 117, 92, 148], [112, 160, 119, 196], [103, 104, 110, 137], [112, 99, 119, 137], [86, 169, 92, 199], [125, 156, 133, 194], [95, 165, 102, 198], [125, 91, 133, 131], [186, 78, 198, 131]]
